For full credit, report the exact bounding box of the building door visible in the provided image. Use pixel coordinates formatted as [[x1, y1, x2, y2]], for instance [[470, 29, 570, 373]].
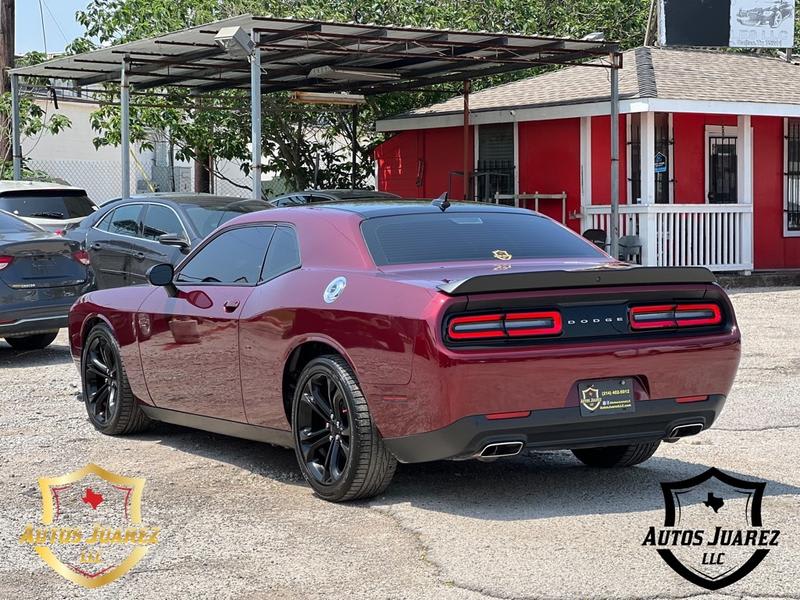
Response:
[[707, 133, 738, 204], [476, 123, 514, 201]]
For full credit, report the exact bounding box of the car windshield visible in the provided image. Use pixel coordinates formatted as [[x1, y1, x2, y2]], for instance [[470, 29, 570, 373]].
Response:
[[0, 190, 97, 219], [361, 212, 604, 266], [0, 211, 43, 234], [183, 200, 270, 238]]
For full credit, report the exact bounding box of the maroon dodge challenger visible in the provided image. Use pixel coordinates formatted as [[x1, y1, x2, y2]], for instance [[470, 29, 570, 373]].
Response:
[[69, 201, 741, 502]]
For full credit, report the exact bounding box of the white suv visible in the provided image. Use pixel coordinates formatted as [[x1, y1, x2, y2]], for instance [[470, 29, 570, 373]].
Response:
[[0, 181, 98, 233]]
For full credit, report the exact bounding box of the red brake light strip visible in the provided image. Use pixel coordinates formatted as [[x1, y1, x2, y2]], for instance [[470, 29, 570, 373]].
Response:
[[448, 311, 562, 341], [630, 303, 722, 330]]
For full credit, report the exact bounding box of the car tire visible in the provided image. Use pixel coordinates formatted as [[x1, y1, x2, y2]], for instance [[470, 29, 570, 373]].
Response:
[[571, 441, 660, 468], [4, 331, 58, 351], [291, 354, 397, 502], [82, 323, 151, 435], [771, 13, 783, 27]]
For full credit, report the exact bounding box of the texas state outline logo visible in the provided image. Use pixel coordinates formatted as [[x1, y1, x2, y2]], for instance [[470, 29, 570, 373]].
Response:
[[19, 463, 159, 588]]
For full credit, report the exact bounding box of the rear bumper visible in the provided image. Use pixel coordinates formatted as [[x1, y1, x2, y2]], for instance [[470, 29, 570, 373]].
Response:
[[0, 304, 71, 337], [383, 395, 725, 463]]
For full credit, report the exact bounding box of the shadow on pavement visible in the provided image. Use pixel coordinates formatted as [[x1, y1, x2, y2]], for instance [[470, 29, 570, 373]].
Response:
[[0, 340, 74, 368], [124, 421, 800, 518], [373, 450, 800, 520]]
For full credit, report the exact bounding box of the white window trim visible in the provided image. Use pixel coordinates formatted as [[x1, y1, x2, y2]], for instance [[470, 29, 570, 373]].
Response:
[[626, 114, 633, 204], [667, 113, 675, 204], [784, 117, 800, 237], [704, 125, 740, 205]]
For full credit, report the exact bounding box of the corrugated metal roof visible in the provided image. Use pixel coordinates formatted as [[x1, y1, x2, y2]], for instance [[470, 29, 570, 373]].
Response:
[[10, 14, 619, 95]]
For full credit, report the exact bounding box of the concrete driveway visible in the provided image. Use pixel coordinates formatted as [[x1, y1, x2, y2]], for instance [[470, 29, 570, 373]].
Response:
[[0, 288, 798, 599]]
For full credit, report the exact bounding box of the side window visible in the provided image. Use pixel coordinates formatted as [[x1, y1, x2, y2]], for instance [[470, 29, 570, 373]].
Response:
[[142, 205, 184, 240], [176, 226, 274, 285], [261, 226, 301, 282], [107, 204, 143, 237]]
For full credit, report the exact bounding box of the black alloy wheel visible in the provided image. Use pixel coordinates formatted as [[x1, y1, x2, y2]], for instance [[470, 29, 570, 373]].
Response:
[[81, 324, 150, 435], [84, 334, 120, 427], [295, 371, 352, 485], [291, 355, 397, 502]]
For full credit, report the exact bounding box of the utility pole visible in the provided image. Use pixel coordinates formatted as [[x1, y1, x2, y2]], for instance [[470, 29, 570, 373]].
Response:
[[0, 0, 15, 163]]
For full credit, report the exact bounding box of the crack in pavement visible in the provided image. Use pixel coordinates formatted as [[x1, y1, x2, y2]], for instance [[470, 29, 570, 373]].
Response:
[[711, 425, 800, 432]]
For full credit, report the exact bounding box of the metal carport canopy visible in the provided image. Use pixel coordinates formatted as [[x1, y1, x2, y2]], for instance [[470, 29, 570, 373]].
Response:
[[8, 14, 623, 251]]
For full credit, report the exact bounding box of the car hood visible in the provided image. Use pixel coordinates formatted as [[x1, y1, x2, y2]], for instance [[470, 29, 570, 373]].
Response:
[[376, 258, 624, 289]]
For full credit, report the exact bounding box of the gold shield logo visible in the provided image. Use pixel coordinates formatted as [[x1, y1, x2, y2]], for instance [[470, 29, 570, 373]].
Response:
[[492, 249, 512, 261], [580, 386, 602, 412], [19, 464, 158, 589]]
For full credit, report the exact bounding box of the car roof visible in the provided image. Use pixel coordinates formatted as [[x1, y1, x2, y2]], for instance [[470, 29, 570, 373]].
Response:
[[0, 180, 86, 195], [104, 194, 270, 208], [305, 200, 535, 219], [274, 189, 399, 200]]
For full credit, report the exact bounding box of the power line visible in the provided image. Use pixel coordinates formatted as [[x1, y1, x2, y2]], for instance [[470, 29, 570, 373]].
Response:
[[41, 0, 69, 47], [36, 0, 47, 54]]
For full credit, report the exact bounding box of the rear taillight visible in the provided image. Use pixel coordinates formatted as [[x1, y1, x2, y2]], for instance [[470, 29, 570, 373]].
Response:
[[0, 256, 12, 271], [72, 250, 90, 266], [448, 314, 504, 340], [630, 303, 722, 330], [54, 229, 66, 236], [447, 310, 562, 341]]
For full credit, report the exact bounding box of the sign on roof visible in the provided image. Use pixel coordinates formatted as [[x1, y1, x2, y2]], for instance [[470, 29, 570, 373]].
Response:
[[659, 0, 795, 48]]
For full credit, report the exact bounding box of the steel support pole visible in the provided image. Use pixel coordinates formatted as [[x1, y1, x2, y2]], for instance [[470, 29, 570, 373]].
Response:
[[120, 58, 131, 199], [10, 73, 21, 180], [250, 41, 262, 200], [462, 79, 471, 200], [609, 53, 621, 259], [350, 104, 358, 189]]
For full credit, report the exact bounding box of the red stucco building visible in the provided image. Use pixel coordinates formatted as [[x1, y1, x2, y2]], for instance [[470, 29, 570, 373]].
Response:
[[375, 47, 800, 272]]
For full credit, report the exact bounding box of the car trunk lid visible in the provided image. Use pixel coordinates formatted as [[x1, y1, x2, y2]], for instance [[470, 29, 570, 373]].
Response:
[[0, 234, 87, 289]]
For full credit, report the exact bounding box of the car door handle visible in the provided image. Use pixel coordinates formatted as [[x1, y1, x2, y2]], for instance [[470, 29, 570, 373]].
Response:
[[134, 251, 145, 260], [90, 242, 102, 250], [223, 300, 240, 313]]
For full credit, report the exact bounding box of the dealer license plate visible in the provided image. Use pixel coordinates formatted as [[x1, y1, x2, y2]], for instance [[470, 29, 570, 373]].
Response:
[[578, 378, 635, 417]]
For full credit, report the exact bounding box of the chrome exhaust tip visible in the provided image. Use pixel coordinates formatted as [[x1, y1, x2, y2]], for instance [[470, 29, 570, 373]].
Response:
[[668, 422, 704, 439], [476, 441, 524, 460]]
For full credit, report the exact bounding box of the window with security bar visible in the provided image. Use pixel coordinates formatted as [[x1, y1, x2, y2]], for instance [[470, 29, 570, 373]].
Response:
[[708, 134, 737, 204], [786, 118, 800, 233], [476, 123, 515, 202]]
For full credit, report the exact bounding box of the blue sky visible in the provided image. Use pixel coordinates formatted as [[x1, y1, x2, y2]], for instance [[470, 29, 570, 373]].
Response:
[[16, 0, 89, 54]]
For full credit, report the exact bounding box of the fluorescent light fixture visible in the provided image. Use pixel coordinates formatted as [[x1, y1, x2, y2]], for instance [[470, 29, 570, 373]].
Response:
[[290, 91, 367, 106], [309, 66, 400, 82], [215, 26, 255, 59]]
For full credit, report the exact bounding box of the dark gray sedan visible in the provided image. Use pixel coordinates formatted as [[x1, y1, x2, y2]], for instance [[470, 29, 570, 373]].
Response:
[[67, 194, 270, 289], [0, 210, 91, 350]]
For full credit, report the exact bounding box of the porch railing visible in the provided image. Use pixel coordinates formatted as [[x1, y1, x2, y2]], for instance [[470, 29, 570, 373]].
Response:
[[582, 203, 753, 272]]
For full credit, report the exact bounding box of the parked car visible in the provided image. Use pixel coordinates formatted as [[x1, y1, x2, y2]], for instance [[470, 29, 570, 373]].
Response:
[[269, 189, 399, 207], [69, 201, 740, 502], [0, 181, 98, 234], [0, 210, 91, 350], [736, 1, 793, 27], [67, 194, 270, 289]]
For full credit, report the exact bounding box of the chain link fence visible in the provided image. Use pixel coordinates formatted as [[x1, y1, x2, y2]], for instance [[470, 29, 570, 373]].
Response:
[[25, 158, 256, 204]]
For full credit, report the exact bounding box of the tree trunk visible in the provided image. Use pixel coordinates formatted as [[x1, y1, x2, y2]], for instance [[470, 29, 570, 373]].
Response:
[[0, 0, 15, 163]]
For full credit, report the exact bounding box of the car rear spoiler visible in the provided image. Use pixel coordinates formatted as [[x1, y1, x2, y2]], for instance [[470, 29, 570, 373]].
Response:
[[437, 266, 716, 296]]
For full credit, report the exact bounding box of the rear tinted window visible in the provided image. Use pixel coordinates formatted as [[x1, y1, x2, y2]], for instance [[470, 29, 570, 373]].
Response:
[[184, 200, 270, 238], [142, 205, 184, 240], [0, 211, 40, 233], [361, 212, 603, 266], [106, 204, 144, 237], [0, 191, 97, 219]]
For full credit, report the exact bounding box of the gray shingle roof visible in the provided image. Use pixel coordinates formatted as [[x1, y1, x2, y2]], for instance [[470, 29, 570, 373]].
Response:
[[396, 47, 800, 119]]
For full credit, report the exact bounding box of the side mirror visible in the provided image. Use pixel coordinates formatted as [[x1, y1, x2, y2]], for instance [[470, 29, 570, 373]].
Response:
[[146, 263, 178, 297], [157, 232, 190, 251]]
